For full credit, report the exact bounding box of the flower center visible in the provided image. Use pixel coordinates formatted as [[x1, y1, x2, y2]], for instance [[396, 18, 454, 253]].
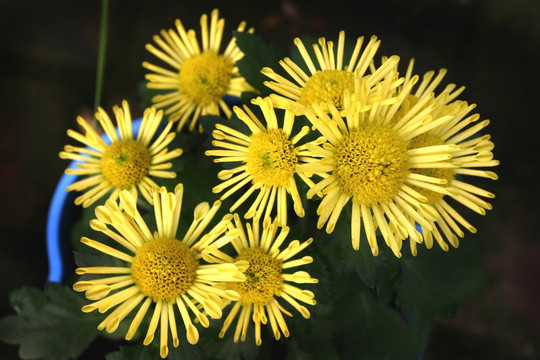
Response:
[[178, 50, 234, 105], [247, 129, 297, 187], [409, 133, 456, 204], [299, 70, 355, 110], [335, 125, 410, 206], [101, 139, 151, 188], [228, 248, 283, 305], [130, 238, 198, 302]]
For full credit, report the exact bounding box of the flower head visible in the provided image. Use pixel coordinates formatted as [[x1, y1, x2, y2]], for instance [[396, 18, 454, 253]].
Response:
[[298, 71, 465, 257], [204, 215, 318, 345], [205, 96, 314, 226], [73, 185, 247, 358], [59, 101, 183, 207], [400, 60, 499, 253], [143, 9, 254, 132], [261, 31, 399, 114]]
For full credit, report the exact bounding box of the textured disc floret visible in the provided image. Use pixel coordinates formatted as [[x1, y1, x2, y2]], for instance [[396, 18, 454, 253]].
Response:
[[178, 51, 234, 106], [335, 126, 410, 206], [299, 70, 355, 110], [228, 248, 284, 305], [101, 139, 151, 189], [131, 238, 198, 302], [247, 130, 298, 187]]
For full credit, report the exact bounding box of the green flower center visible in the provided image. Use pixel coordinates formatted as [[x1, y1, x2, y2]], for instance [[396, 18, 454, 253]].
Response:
[[178, 50, 234, 105], [131, 238, 198, 302], [228, 248, 283, 305], [247, 129, 297, 187], [300, 70, 354, 110], [101, 139, 151, 188]]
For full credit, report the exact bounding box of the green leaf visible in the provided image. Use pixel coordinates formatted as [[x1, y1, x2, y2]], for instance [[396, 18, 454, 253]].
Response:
[[70, 201, 102, 251], [105, 337, 205, 360], [105, 343, 158, 360], [0, 283, 101, 360], [196, 315, 262, 360], [234, 31, 285, 98], [290, 275, 418, 360], [338, 282, 417, 360], [338, 233, 402, 304], [316, 204, 401, 304], [203, 334, 262, 360], [199, 114, 229, 135], [396, 236, 487, 319]]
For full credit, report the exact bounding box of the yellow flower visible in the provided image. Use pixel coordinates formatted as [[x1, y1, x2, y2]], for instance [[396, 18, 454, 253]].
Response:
[[143, 9, 254, 132], [400, 60, 499, 254], [204, 215, 318, 345], [59, 100, 183, 207], [261, 31, 399, 114], [73, 185, 248, 358], [298, 71, 464, 257], [205, 96, 314, 226]]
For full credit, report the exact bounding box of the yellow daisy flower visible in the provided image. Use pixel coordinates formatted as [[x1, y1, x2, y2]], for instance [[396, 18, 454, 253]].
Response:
[[59, 100, 183, 207], [73, 185, 248, 358], [143, 9, 254, 132], [400, 60, 499, 254], [205, 96, 315, 227], [203, 215, 318, 345], [261, 30, 399, 114], [298, 72, 464, 257]]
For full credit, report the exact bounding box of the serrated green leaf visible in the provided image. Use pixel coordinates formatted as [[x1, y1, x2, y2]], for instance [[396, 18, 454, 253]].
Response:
[[0, 283, 101, 360], [396, 237, 487, 319], [234, 31, 285, 97]]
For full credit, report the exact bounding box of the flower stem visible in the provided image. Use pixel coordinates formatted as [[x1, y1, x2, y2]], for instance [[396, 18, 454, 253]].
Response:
[[93, 0, 109, 125]]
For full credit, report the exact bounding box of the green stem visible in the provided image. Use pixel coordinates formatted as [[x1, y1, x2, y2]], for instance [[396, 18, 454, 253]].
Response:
[[93, 0, 109, 123]]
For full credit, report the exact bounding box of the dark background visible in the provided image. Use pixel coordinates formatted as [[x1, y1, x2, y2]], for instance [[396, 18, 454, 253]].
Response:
[[1, 0, 539, 359]]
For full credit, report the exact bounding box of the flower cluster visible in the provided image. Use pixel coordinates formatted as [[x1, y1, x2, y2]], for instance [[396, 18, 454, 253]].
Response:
[[57, 8, 498, 358], [73, 184, 315, 357]]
